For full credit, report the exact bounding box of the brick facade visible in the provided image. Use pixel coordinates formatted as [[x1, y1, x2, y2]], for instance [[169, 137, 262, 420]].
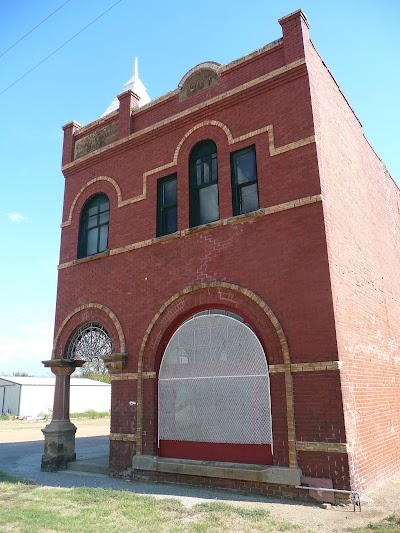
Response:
[[53, 10, 400, 496]]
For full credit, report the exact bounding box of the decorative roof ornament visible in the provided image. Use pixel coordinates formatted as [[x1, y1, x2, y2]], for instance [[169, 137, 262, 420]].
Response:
[[101, 57, 151, 117]]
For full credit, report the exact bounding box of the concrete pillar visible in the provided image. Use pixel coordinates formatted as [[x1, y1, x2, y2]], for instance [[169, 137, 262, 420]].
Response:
[[40, 359, 84, 472]]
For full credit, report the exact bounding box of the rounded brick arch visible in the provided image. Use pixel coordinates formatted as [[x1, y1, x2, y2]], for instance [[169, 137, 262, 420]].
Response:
[[62, 176, 122, 227], [53, 303, 126, 357], [174, 120, 232, 165], [141, 286, 288, 374], [136, 282, 297, 467]]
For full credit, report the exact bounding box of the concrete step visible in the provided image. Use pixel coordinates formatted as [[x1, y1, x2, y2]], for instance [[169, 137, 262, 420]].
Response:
[[67, 455, 109, 475]]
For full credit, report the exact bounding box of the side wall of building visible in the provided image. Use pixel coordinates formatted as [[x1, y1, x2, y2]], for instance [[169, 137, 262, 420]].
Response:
[[306, 37, 400, 491]]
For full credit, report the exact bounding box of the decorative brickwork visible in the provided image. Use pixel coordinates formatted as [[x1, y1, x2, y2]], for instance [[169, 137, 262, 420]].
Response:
[[61, 121, 315, 228], [50, 9, 400, 495], [58, 194, 321, 269], [53, 303, 125, 357]]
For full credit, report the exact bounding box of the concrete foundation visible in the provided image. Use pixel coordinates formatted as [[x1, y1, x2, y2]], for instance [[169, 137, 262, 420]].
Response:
[[132, 455, 302, 486]]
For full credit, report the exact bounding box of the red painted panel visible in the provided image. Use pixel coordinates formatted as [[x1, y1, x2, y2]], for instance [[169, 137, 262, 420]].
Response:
[[159, 440, 273, 465]]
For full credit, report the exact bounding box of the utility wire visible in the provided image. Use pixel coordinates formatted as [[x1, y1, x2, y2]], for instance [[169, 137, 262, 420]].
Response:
[[0, 0, 72, 60], [0, 0, 124, 97]]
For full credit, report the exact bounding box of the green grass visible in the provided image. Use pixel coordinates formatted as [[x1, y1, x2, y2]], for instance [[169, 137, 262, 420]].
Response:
[[0, 472, 306, 533], [69, 409, 110, 419], [2, 472, 399, 533], [352, 514, 400, 532]]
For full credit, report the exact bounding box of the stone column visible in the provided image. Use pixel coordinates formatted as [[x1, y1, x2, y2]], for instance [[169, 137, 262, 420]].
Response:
[[41, 359, 84, 472]]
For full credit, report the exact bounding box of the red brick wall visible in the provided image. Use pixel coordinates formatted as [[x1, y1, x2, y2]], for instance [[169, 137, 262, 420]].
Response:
[[56, 11, 356, 490], [306, 35, 400, 491]]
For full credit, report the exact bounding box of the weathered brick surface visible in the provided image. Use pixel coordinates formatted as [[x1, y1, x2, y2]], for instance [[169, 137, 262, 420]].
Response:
[[55, 10, 399, 494], [305, 32, 400, 491]]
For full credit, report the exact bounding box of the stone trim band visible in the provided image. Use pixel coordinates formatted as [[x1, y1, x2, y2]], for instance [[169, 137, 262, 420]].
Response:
[[61, 120, 315, 228], [58, 194, 322, 270], [296, 441, 349, 453], [269, 361, 342, 373], [111, 362, 340, 380], [110, 433, 137, 442]]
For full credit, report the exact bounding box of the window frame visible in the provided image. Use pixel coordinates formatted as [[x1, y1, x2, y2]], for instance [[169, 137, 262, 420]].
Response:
[[77, 193, 110, 259], [189, 140, 219, 228], [156, 173, 178, 237], [230, 145, 259, 216]]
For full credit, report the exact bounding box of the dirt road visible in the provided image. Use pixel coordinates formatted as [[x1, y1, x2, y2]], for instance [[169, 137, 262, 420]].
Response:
[[0, 418, 110, 443]]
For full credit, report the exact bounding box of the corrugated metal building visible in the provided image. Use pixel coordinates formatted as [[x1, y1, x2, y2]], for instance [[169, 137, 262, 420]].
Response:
[[0, 377, 110, 418]]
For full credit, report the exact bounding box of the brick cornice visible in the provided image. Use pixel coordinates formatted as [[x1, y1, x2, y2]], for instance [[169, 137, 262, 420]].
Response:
[[61, 59, 307, 175]]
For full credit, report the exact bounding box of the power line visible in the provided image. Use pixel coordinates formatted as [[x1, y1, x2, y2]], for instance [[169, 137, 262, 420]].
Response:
[[0, 0, 125, 97], [0, 0, 72, 60]]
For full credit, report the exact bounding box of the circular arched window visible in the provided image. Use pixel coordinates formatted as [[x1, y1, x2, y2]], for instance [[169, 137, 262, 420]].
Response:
[[66, 322, 113, 368]]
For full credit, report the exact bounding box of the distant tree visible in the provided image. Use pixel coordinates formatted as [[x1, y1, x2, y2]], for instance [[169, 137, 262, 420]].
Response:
[[12, 372, 30, 377], [75, 364, 111, 384]]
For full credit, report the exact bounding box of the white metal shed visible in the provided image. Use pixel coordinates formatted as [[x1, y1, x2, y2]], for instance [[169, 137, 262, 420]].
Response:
[[0, 376, 111, 418]]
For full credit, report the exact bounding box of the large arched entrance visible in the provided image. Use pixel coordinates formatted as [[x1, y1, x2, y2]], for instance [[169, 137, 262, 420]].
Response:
[[158, 311, 273, 464]]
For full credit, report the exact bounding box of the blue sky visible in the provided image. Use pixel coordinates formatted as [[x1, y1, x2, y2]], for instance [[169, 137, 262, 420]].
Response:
[[1, 0, 399, 376]]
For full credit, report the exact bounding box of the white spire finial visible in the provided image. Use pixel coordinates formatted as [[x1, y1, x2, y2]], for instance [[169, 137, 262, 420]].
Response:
[[101, 56, 151, 117]]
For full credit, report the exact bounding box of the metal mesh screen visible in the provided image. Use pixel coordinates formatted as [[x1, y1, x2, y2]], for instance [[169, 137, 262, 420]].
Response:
[[159, 314, 272, 444]]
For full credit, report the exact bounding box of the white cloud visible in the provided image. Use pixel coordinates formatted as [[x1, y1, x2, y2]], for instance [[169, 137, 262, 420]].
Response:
[[8, 212, 27, 223]]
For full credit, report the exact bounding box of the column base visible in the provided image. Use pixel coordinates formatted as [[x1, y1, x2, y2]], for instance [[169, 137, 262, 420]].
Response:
[[41, 420, 77, 472]]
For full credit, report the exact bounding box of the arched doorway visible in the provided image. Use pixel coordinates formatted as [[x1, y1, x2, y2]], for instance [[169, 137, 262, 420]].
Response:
[[158, 311, 273, 464]]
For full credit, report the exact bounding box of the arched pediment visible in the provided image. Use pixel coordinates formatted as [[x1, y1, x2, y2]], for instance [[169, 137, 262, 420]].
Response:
[[179, 62, 221, 100]]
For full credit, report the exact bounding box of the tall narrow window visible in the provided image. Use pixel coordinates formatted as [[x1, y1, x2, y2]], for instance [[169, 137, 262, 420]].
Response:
[[78, 193, 109, 258], [189, 140, 219, 228], [157, 174, 177, 237], [231, 145, 259, 215]]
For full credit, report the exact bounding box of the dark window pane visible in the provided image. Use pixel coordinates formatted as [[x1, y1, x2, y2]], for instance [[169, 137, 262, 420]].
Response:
[[87, 215, 97, 229], [99, 212, 108, 225], [166, 206, 177, 233], [236, 151, 256, 184], [78, 193, 110, 258], [86, 228, 98, 256], [88, 205, 98, 217], [231, 146, 258, 216], [203, 159, 210, 183], [189, 140, 219, 228], [164, 179, 177, 205], [199, 184, 219, 225], [241, 183, 259, 213], [157, 175, 177, 237], [98, 200, 109, 213], [211, 155, 217, 181], [196, 162, 202, 185], [99, 224, 108, 252]]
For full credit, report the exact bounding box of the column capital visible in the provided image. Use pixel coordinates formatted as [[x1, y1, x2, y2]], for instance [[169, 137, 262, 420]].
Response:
[[42, 358, 85, 376], [101, 352, 128, 372]]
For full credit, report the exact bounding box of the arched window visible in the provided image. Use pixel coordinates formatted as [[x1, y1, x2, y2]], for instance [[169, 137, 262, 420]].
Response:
[[66, 322, 113, 374], [189, 140, 219, 227], [158, 312, 273, 464], [78, 194, 109, 258]]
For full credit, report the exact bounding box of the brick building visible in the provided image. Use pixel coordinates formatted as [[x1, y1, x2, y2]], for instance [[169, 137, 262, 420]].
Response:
[[42, 10, 400, 499]]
